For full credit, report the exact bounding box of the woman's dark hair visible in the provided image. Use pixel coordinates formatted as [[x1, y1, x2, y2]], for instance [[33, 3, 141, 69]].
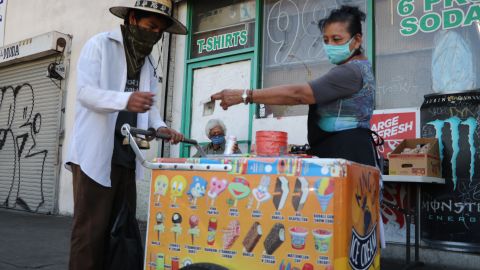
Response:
[[318, 5, 366, 37]]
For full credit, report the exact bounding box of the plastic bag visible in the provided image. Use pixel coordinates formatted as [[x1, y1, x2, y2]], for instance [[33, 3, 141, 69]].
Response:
[[432, 30, 476, 93], [105, 201, 144, 270]]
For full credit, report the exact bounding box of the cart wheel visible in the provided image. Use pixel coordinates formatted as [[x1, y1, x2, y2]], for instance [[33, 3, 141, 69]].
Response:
[[180, 263, 228, 270]]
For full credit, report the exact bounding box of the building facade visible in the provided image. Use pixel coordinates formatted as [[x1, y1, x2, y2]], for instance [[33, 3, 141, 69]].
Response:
[[1, 0, 480, 266], [0, 0, 170, 221]]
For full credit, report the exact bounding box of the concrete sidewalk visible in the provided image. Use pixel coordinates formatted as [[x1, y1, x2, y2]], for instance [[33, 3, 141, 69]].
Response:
[[0, 209, 68, 269], [0, 208, 471, 270], [0, 209, 73, 270]]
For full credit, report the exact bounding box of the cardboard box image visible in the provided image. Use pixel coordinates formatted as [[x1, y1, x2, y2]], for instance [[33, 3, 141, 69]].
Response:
[[389, 138, 441, 177]]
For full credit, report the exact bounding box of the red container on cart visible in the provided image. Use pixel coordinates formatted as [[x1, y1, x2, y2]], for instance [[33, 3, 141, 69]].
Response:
[[256, 131, 288, 156], [171, 257, 179, 270]]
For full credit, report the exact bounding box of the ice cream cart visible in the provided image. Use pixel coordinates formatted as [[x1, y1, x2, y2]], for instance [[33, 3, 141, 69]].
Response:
[[121, 125, 381, 270]]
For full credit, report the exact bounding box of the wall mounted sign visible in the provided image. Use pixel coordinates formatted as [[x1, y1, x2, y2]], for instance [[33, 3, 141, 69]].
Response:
[[192, 23, 255, 58], [397, 0, 480, 36], [0, 31, 69, 67], [370, 108, 420, 159]]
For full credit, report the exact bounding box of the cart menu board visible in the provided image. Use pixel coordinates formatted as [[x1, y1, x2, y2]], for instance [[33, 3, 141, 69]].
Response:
[[145, 158, 380, 270]]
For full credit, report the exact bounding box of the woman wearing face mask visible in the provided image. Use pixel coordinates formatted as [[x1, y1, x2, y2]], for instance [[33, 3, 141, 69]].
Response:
[[193, 119, 241, 157], [211, 5, 379, 167]]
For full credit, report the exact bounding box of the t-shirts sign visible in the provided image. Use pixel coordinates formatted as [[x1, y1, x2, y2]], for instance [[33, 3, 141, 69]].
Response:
[[370, 108, 420, 158], [191, 23, 255, 58], [0, 0, 7, 46]]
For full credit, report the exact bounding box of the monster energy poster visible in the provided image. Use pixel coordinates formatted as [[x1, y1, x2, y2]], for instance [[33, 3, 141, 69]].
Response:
[[421, 91, 480, 252]]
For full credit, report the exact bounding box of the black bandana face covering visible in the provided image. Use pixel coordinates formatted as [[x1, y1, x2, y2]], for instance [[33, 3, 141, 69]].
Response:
[[121, 24, 163, 77]]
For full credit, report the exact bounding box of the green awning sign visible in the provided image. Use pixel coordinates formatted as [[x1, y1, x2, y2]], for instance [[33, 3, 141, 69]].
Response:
[[191, 23, 255, 59], [196, 30, 248, 54], [398, 0, 480, 36]]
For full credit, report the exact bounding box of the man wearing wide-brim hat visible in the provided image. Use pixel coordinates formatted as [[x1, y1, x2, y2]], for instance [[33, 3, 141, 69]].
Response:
[[65, 1, 186, 269]]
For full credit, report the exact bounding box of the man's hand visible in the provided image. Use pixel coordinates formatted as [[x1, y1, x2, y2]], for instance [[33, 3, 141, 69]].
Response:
[[157, 127, 184, 144], [210, 89, 243, 110], [127, 92, 154, 113], [233, 143, 240, 153]]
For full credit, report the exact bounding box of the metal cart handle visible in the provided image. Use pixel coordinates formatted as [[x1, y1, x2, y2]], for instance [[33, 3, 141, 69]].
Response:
[[121, 124, 231, 172], [129, 127, 199, 145]]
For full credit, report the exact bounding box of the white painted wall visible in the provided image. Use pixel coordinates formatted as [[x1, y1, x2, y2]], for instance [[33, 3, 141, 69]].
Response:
[[190, 61, 251, 143], [169, 3, 187, 158], [3, 0, 177, 220], [0, 0, 6, 46]]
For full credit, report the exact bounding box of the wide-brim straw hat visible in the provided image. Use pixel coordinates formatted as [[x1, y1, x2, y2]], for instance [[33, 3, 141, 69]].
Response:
[[110, 0, 187, 35]]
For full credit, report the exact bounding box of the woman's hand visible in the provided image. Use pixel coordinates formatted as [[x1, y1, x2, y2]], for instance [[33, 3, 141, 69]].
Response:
[[211, 89, 244, 110]]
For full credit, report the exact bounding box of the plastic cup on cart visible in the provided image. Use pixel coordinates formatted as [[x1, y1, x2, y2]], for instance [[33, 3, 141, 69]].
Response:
[[313, 229, 332, 253], [289, 227, 308, 250]]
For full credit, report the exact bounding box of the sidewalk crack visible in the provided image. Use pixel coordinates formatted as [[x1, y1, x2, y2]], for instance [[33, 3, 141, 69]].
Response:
[[0, 260, 57, 269]]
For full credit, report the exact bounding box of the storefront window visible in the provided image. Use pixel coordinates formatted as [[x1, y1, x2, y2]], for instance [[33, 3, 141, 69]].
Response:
[[191, 0, 256, 59], [261, 0, 368, 118], [375, 0, 480, 109]]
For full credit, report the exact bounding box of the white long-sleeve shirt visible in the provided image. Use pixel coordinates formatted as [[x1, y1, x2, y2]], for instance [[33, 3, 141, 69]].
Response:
[[65, 26, 166, 187]]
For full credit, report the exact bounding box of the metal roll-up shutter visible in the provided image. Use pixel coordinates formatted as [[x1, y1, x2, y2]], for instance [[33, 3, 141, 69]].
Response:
[[0, 55, 63, 214]]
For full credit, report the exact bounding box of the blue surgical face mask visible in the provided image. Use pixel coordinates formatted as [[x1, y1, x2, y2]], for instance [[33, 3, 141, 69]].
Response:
[[323, 38, 355, 65], [210, 135, 225, 145]]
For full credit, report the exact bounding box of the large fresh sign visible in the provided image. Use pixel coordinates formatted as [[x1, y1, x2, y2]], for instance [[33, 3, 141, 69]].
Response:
[[370, 108, 420, 159], [0, 0, 7, 46], [398, 0, 480, 36]]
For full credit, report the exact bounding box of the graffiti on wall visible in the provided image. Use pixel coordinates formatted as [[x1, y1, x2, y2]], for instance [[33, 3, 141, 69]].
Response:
[[381, 184, 407, 229], [0, 83, 48, 212]]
